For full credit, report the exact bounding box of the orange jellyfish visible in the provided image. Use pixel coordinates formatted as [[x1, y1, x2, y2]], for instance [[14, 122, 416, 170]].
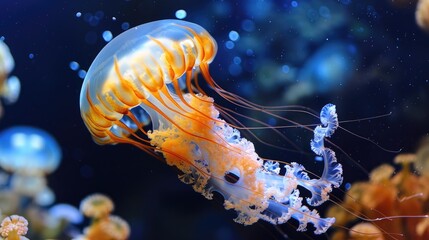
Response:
[[79, 19, 343, 234]]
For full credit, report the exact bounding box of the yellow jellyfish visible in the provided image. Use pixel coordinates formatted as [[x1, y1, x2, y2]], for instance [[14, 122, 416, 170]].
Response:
[[0, 40, 20, 118], [80, 19, 343, 234], [77, 194, 130, 240]]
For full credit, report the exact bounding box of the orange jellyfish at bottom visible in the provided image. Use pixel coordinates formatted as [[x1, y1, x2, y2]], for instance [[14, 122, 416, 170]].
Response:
[[79, 19, 343, 234]]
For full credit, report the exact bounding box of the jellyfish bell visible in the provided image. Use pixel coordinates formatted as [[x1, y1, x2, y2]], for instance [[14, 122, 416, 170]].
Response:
[[0, 126, 62, 176], [80, 19, 344, 234]]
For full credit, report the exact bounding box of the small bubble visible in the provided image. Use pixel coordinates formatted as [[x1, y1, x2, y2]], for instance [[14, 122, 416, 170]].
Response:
[[241, 19, 255, 32], [78, 69, 87, 79], [228, 63, 242, 76], [281, 65, 290, 73], [102, 30, 113, 42], [175, 9, 187, 19], [69, 61, 80, 71], [121, 22, 130, 30], [233, 56, 241, 65], [112, 16, 116, 21], [76, 12, 82, 18], [291, 1, 298, 7], [345, 182, 351, 190], [228, 30, 239, 41], [225, 41, 235, 49], [28, 53, 34, 59]]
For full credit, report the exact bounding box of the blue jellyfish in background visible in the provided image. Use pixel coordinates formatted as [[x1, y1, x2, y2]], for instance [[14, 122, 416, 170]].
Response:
[[0, 126, 61, 176], [284, 41, 359, 103]]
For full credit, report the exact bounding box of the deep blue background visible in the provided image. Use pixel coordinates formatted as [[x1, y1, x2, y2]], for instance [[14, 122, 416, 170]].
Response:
[[1, 0, 428, 239]]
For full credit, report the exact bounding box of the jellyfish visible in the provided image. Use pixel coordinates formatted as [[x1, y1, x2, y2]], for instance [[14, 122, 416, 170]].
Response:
[[76, 193, 130, 240], [283, 41, 358, 103], [0, 126, 61, 205], [0, 40, 21, 118], [79, 19, 343, 234], [0, 126, 62, 176], [0, 215, 29, 240]]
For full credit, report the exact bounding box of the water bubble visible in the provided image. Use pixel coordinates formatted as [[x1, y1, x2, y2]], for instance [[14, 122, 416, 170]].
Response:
[[76, 12, 82, 18], [78, 69, 87, 79], [28, 53, 34, 59], [175, 9, 187, 19], [102, 30, 113, 42], [233, 56, 241, 65], [241, 19, 255, 32], [228, 30, 239, 41], [69, 61, 79, 71], [121, 22, 130, 30], [282, 65, 290, 73], [225, 41, 235, 49]]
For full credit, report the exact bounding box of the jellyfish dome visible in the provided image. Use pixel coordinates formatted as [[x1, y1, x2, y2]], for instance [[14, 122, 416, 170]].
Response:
[[80, 19, 342, 234], [0, 126, 62, 175]]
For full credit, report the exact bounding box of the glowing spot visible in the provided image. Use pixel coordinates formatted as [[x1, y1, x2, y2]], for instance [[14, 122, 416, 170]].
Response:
[[228, 63, 242, 76], [28, 53, 34, 59], [175, 9, 187, 19], [282, 65, 290, 73], [291, 1, 298, 7], [121, 22, 130, 30], [112, 17, 116, 21], [78, 69, 87, 79], [345, 182, 351, 190], [233, 56, 241, 65], [102, 30, 113, 42], [225, 41, 235, 49], [228, 30, 240, 41], [69, 61, 80, 71], [76, 12, 82, 18]]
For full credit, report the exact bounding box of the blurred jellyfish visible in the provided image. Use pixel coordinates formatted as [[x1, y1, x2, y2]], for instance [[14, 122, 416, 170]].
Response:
[[49, 204, 83, 224], [327, 150, 429, 239], [286, 1, 349, 41], [416, 0, 429, 32], [0, 126, 62, 176], [284, 42, 358, 103], [0, 40, 21, 117], [80, 193, 114, 219], [77, 194, 130, 240]]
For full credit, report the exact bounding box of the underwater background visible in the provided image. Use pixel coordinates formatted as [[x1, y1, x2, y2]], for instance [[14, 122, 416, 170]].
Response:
[[0, 0, 429, 239]]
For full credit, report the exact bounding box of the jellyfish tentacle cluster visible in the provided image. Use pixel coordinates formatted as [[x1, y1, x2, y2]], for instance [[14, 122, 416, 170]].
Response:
[[80, 19, 343, 234]]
